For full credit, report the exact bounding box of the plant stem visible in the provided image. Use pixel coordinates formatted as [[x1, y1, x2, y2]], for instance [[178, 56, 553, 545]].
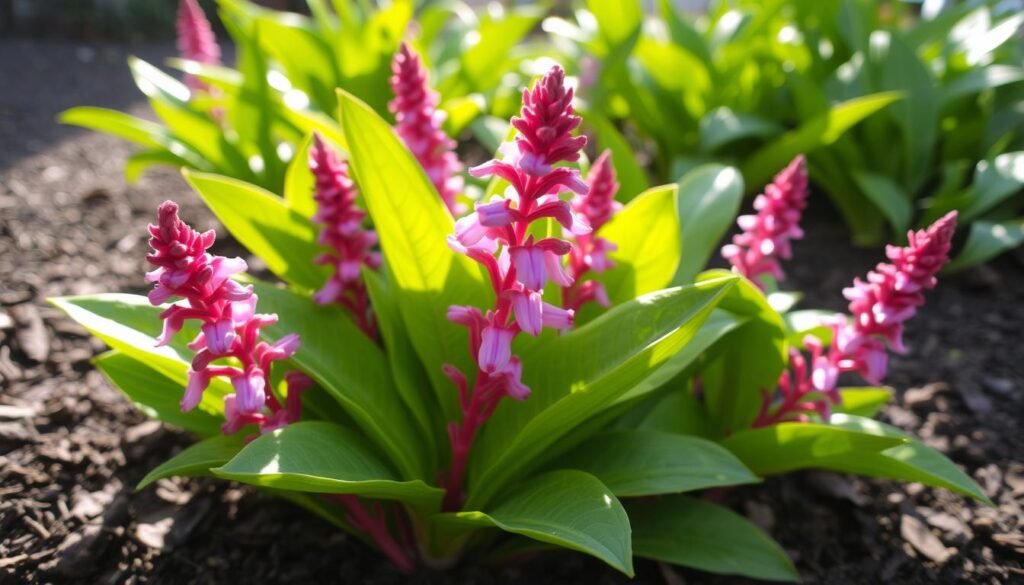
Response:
[[333, 495, 415, 573]]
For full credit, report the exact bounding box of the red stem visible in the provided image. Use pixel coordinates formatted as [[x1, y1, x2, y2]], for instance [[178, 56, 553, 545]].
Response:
[[333, 494, 415, 573]]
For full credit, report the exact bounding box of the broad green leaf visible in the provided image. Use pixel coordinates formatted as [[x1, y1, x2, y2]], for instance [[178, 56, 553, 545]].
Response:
[[742, 92, 902, 188], [590, 116, 650, 200], [946, 218, 1024, 271], [125, 150, 193, 183], [854, 170, 913, 236], [95, 351, 222, 437], [588, 0, 643, 48], [672, 165, 744, 285], [251, 280, 428, 480], [59, 107, 168, 149], [636, 387, 711, 437], [255, 13, 339, 112], [468, 276, 738, 509], [824, 414, 992, 504], [440, 95, 484, 138], [836, 387, 893, 418], [558, 430, 759, 496], [628, 495, 798, 582], [939, 65, 1024, 108], [456, 8, 542, 95], [128, 55, 191, 105], [699, 108, 783, 153], [283, 133, 318, 218], [213, 422, 445, 513], [783, 309, 834, 347], [138, 435, 244, 490], [183, 170, 329, 291], [338, 90, 490, 422], [49, 294, 230, 415], [962, 152, 1024, 222], [442, 470, 633, 576], [598, 184, 681, 304], [698, 270, 788, 435], [721, 422, 905, 476]]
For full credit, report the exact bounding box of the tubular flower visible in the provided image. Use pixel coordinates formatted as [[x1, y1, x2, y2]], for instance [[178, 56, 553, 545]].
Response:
[[309, 133, 381, 338], [755, 212, 958, 426], [176, 0, 221, 93], [722, 156, 808, 287], [146, 201, 309, 435], [563, 149, 622, 311], [389, 43, 464, 214], [443, 65, 589, 510]]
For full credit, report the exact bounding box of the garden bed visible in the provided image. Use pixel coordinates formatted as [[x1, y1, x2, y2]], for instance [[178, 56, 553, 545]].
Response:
[[1, 39, 1021, 584]]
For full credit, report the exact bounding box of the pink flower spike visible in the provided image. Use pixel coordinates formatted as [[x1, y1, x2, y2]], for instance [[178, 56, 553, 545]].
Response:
[[573, 149, 621, 232], [390, 43, 463, 214], [176, 0, 221, 92], [478, 326, 515, 373], [512, 65, 587, 170], [721, 155, 808, 287]]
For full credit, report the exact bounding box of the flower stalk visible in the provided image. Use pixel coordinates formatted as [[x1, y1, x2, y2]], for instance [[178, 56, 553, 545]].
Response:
[[443, 65, 589, 510]]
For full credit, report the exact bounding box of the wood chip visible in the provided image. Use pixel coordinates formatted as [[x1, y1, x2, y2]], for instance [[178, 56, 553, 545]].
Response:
[[901, 514, 955, 564]]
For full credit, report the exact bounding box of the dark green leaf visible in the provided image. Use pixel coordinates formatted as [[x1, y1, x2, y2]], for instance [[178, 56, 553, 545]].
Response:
[[138, 435, 244, 490]]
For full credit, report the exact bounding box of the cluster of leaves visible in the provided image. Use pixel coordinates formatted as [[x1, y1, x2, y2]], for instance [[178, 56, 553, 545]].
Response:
[[551, 0, 1024, 266], [55, 70, 988, 579], [59, 0, 543, 192]]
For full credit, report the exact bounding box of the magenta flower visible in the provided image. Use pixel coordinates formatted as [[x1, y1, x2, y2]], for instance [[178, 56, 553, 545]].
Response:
[[176, 0, 221, 93], [563, 149, 622, 311], [146, 201, 309, 435], [443, 65, 589, 510], [755, 212, 958, 426], [309, 133, 381, 338], [389, 43, 464, 214], [722, 156, 808, 288]]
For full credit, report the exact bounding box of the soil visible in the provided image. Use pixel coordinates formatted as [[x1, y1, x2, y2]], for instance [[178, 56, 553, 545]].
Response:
[[2, 39, 1022, 584]]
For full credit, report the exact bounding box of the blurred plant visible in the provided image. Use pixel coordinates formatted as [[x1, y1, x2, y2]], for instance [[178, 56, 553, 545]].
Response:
[[550, 0, 1024, 267]]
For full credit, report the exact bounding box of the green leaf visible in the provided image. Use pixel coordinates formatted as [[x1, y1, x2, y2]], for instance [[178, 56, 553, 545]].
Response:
[[558, 430, 759, 496], [250, 280, 428, 480], [456, 8, 542, 94], [824, 414, 992, 504], [721, 422, 906, 476], [946, 218, 1024, 271], [125, 150, 192, 183], [338, 89, 490, 422], [597, 184, 681, 304], [590, 116, 649, 201], [699, 108, 783, 153], [49, 294, 230, 415], [672, 165, 744, 285], [836, 387, 893, 418], [442, 470, 633, 576], [213, 422, 445, 513], [283, 133, 318, 218], [962, 152, 1024, 222], [183, 170, 329, 291], [742, 92, 902, 188], [59, 107, 168, 149], [853, 170, 913, 235], [697, 270, 788, 435], [138, 435, 244, 490], [95, 351, 222, 437], [588, 0, 643, 48], [468, 276, 738, 509], [939, 65, 1024, 108], [628, 495, 798, 582]]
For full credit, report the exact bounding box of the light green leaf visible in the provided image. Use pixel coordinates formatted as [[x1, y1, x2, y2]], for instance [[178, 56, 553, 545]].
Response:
[[59, 107, 168, 149], [824, 414, 992, 504], [590, 116, 650, 201], [338, 89, 490, 422], [836, 387, 893, 418], [138, 435, 244, 490], [742, 92, 902, 188], [672, 165, 744, 285], [283, 133, 318, 218], [940, 65, 1024, 108], [213, 422, 445, 513], [597, 184, 681, 304], [629, 495, 799, 582], [699, 108, 783, 153], [587, 0, 643, 48], [962, 152, 1024, 222], [251, 280, 428, 480], [468, 276, 738, 509], [853, 170, 913, 236], [442, 470, 633, 576], [95, 351, 222, 437], [946, 218, 1024, 271], [721, 422, 905, 476], [559, 430, 759, 496], [183, 170, 329, 291]]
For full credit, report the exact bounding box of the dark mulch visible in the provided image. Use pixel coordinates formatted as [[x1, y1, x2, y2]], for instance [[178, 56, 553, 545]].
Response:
[[1, 39, 1021, 584]]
